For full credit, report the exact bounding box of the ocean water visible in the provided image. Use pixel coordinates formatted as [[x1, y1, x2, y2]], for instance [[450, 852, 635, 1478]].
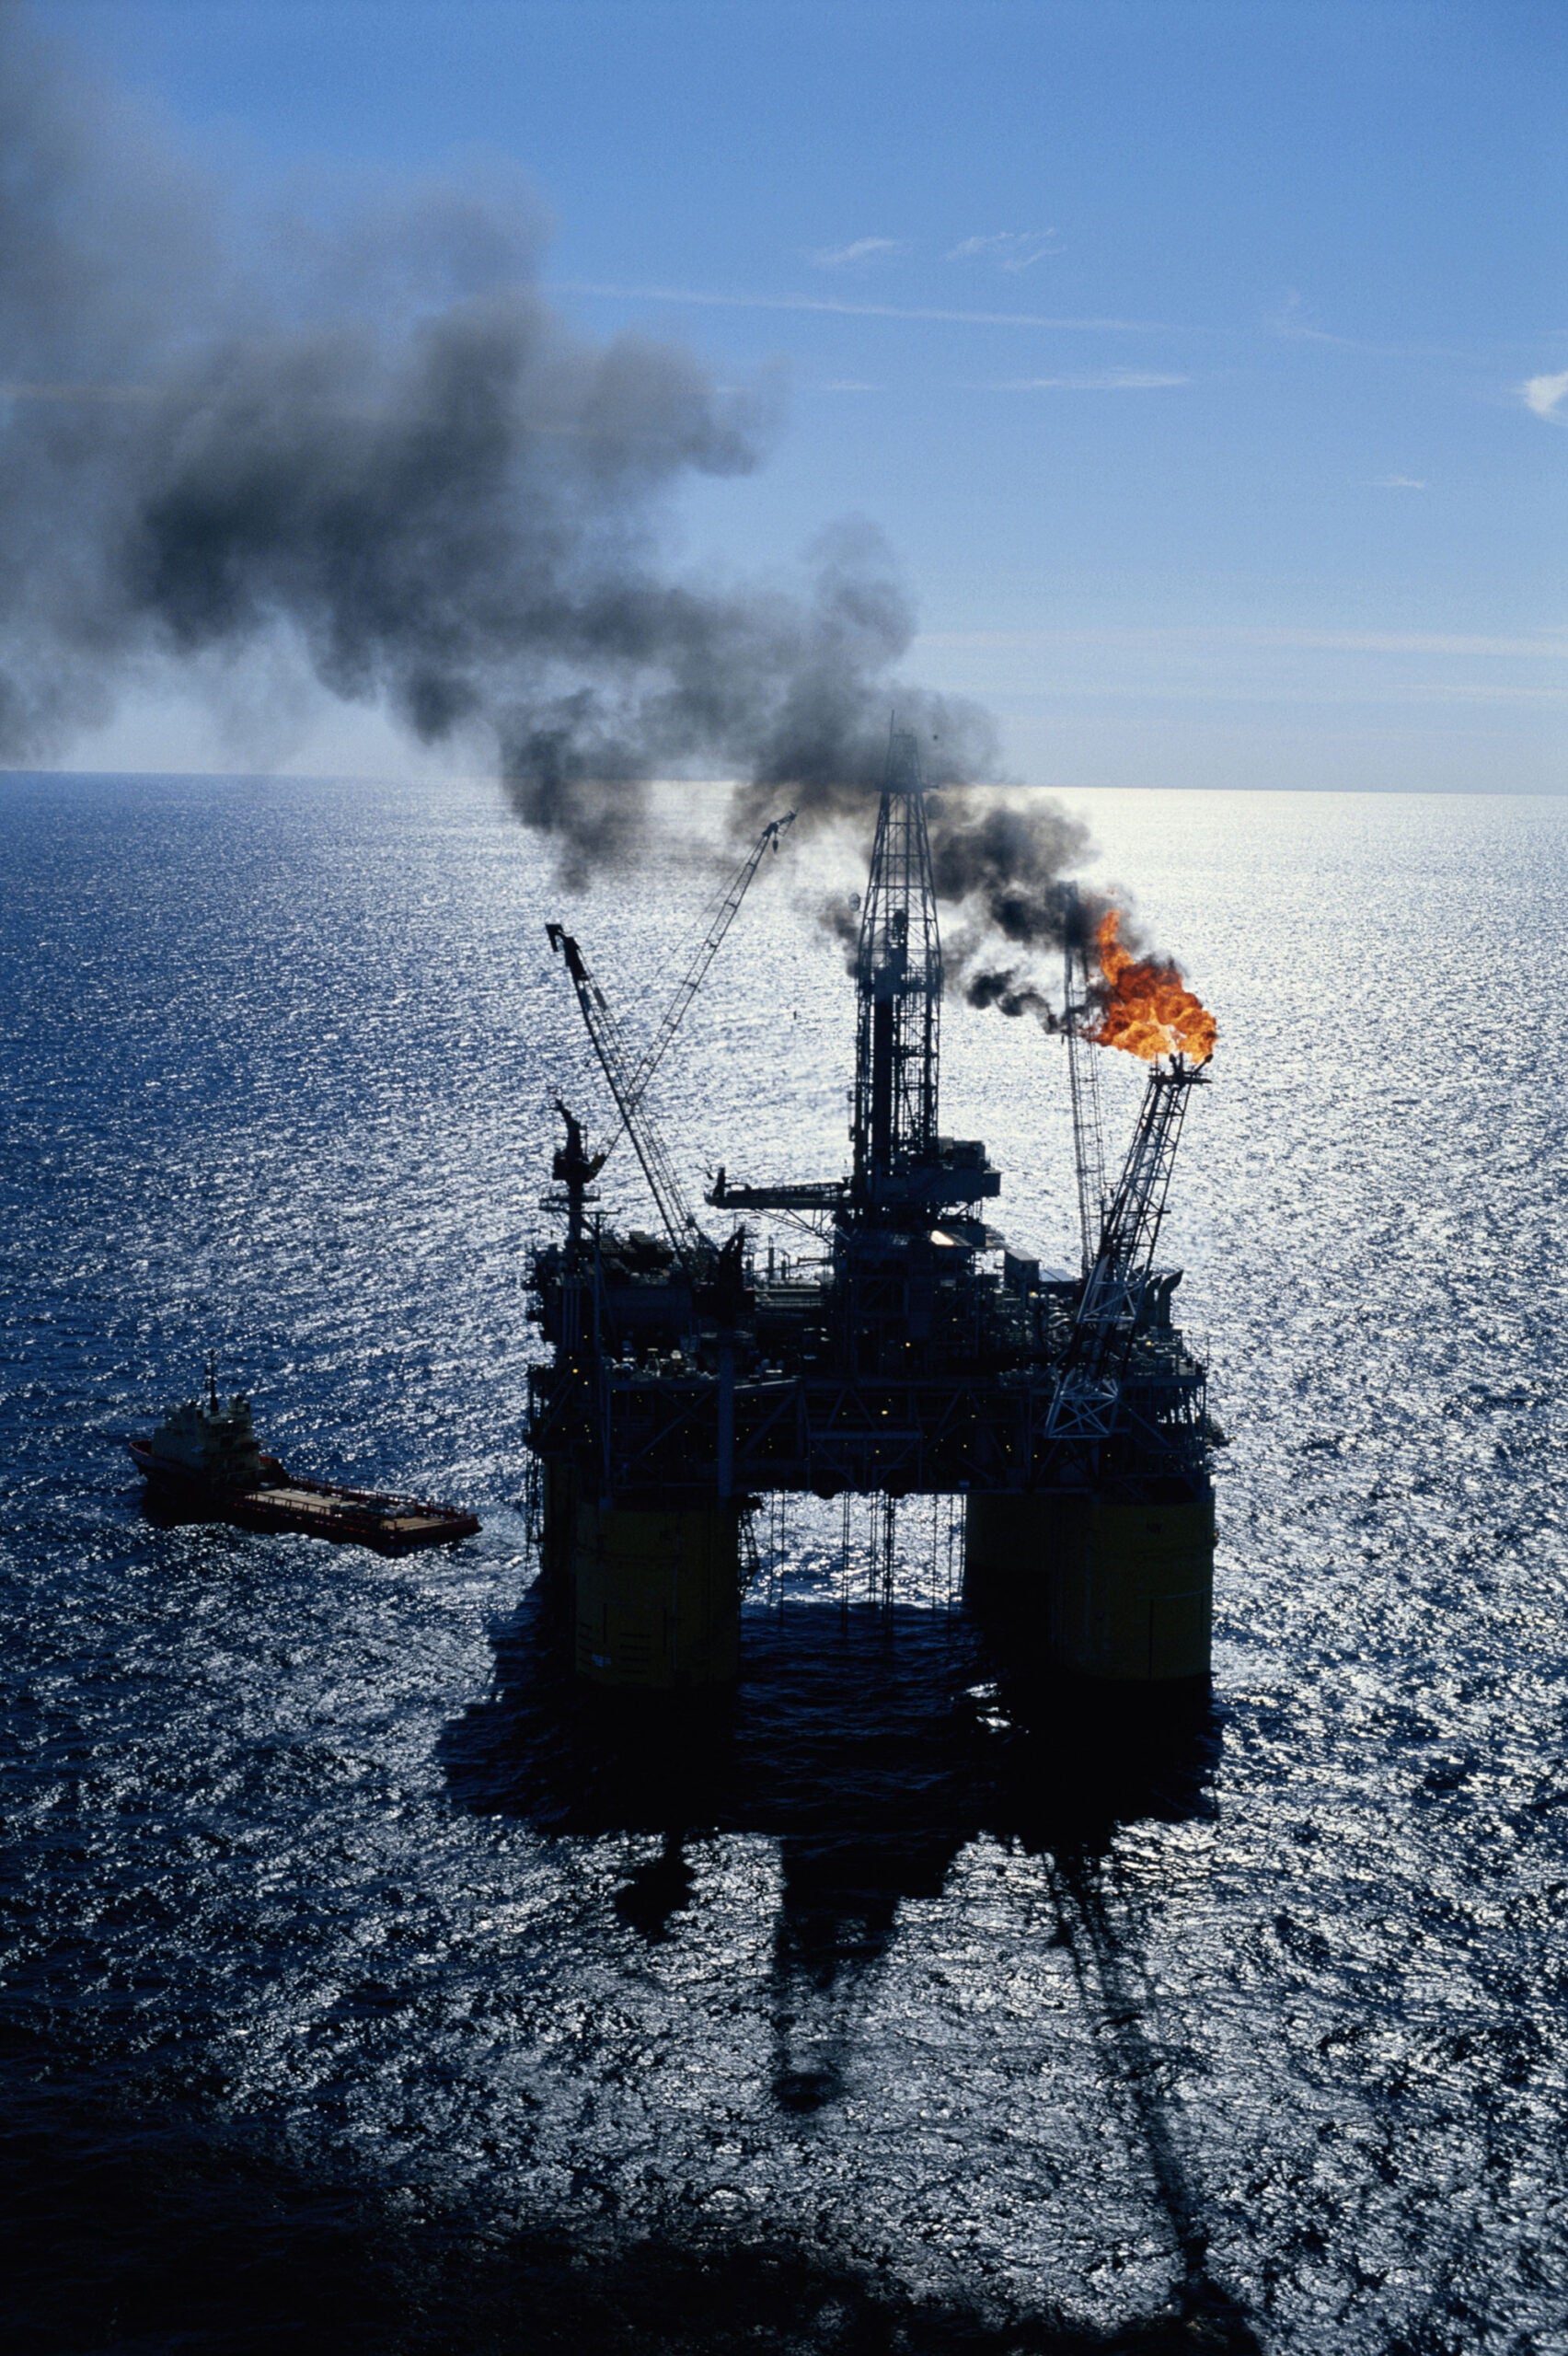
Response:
[[2, 770, 1566, 2355]]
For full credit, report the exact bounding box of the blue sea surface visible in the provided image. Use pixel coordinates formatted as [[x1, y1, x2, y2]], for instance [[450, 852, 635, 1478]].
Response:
[[2, 771, 1566, 2353]]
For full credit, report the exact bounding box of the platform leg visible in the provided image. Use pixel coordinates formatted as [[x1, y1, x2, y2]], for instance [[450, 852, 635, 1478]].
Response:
[[571, 1497, 742, 1688], [965, 1491, 1213, 1684]]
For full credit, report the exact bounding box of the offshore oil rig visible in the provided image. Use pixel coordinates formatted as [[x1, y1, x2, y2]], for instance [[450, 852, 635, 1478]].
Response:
[[526, 731, 1217, 1690]]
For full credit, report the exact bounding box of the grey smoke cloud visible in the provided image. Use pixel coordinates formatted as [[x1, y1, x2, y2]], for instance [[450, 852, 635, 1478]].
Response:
[[1, 7, 1098, 982], [927, 795, 1113, 1019]]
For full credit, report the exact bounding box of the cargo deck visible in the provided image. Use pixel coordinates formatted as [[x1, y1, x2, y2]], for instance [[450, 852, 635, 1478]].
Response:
[[129, 1441, 481, 1555]]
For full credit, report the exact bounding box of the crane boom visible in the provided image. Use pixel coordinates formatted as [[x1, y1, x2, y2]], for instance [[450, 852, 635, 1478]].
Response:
[[583, 810, 786, 1168], [547, 923, 707, 1274], [600, 812, 794, 1160], [1045, 1053, 1207, 1438], [1075, 1057, 1203, 1366]]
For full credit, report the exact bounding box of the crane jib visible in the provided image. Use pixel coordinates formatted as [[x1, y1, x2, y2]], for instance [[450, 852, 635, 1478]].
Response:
[[545, 814, 793, 1266]]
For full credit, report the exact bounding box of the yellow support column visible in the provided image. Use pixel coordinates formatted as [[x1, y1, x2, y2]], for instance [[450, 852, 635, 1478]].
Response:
[[966, 1490, 1213, 1684], [571, 1497, 742, 1688], [538, 1458, 581, 1590]]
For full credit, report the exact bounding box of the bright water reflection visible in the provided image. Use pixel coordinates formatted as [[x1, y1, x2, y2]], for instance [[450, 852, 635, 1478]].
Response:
[[2, 773, 1565, 2351]]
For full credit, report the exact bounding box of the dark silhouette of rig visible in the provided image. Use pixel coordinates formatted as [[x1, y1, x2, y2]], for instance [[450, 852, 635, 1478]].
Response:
[[527, 728, 1217, 1688]]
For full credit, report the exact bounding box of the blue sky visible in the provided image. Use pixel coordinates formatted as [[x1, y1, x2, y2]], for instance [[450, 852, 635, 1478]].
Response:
[[36, 0, 1568, 791]]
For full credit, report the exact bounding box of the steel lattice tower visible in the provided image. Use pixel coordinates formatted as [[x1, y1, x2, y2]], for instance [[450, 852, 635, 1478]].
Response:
[[853, 726, 944, 1209]]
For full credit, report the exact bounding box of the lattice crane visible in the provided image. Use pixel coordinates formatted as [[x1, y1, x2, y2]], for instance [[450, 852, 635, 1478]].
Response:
[[547, 814, 793, 1275], [600, 813, 793, 1160], [547, 923, 708, 1275], [1046, 1053, 1208, 1439]]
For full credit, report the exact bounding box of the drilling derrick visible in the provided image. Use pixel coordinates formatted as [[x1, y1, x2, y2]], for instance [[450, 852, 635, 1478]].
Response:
[[526, 740, 1218, 1693], [854, 729, 942, 1207], [832, 728, 1001, 1371]]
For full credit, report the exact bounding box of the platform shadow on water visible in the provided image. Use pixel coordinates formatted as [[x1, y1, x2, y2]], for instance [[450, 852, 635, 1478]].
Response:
[[437, 1589, 1254, 2350], [442, 1588, 1220, 1846], [441, 1592, 1221, 2086]]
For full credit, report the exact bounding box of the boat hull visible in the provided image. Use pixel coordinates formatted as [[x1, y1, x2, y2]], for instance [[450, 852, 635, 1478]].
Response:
[[128, 1440, 480, 1556]]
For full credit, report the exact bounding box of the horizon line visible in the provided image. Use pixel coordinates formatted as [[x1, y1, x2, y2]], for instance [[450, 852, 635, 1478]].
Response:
[[5, 766, 1565, 803]]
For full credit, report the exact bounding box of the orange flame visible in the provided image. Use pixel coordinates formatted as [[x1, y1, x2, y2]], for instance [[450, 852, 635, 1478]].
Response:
[[1092, 908, 1217, 1062]]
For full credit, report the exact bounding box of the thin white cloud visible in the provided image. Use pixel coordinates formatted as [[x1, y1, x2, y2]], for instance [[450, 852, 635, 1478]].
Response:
[[982, 371, 1191, 391], [948, 231, 1059, 271], [1267, 292, 1475, 364], [807, 237, 902, 270], [558, 280, 1166, 332], [1268, 289, 1344, 345], [1370, 475, 1426, 490], [915, 626, 1568, 660], [813, 380, 878, 393], [1523, 369, 1568, 421]]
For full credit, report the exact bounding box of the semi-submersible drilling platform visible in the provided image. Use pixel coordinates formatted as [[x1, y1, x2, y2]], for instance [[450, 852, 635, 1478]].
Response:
[[527, 732, 1217, 1690]]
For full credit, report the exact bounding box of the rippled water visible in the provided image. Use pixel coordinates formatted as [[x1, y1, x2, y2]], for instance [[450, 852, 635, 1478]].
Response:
[[3, 772, 1566, 2353]]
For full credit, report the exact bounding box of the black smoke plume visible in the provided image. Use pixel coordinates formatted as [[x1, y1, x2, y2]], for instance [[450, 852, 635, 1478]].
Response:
[[0, 8, 1097, 976], [928, 795, 1113, 1021], [960, 964, 1057, 1022]]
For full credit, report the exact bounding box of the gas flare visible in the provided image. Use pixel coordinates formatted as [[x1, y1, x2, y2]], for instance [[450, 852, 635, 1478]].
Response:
[[1092, 908, 1216, 1061]]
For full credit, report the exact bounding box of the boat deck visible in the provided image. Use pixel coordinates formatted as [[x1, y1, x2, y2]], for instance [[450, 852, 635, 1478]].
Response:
[[234, 1483, 480, 1553], [130, 1441, 481, 1555]]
